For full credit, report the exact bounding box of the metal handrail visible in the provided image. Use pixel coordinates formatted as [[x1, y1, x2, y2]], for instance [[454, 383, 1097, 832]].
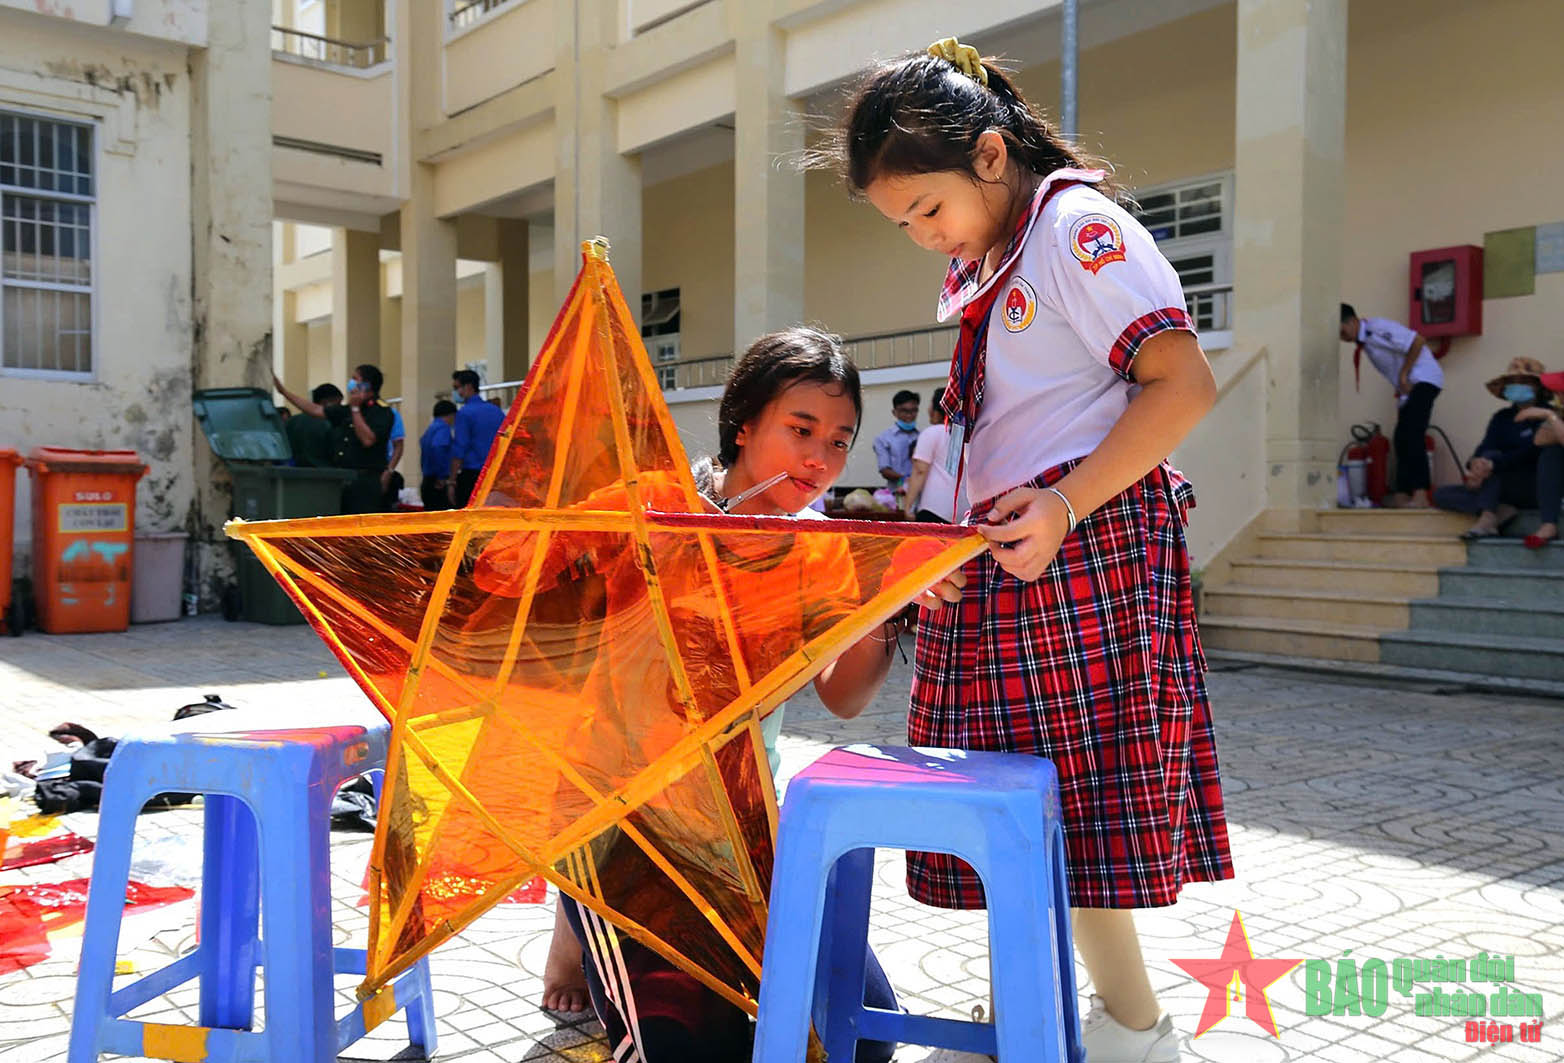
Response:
[[451, 0, 516, 30], [656, 324, 961, 391], [1182, 281, 1233, 332], [271, 26, 389, 69], [388, 289, 1240, 407]]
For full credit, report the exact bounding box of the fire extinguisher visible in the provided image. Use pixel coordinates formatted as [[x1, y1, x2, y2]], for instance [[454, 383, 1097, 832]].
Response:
[[1343, 423, 1389, 504]]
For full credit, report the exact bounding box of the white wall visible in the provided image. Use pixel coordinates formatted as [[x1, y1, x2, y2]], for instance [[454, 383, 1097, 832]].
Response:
[[0, 16, 200, 573]]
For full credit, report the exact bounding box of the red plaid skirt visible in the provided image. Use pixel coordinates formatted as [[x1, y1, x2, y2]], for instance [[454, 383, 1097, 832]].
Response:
[[907, 460, 1234, 909]]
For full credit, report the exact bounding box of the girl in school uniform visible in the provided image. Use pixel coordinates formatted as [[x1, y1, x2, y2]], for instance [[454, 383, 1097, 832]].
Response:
[[825, 38, 1235, 1063]]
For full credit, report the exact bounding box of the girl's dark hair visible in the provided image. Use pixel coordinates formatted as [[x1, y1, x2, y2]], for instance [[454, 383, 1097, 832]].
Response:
[[822, 52, 1112, 199], [715, 325, 862, 467]]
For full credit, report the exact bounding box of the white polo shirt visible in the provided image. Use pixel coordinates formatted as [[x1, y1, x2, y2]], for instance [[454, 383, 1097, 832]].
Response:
[[1357, 317, 1443, 403], [942, 177, 1195, 504], [911, 423, 968, 522]]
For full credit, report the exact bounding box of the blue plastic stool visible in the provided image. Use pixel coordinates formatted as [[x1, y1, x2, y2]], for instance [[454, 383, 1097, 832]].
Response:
[[752, 744, 1084, 1063], [67, 710, 437, 1063]]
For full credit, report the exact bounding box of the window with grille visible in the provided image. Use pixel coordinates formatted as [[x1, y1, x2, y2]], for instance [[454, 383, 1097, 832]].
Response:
[[1, 112, 95, 376], [1132, 173, 1232, 332]]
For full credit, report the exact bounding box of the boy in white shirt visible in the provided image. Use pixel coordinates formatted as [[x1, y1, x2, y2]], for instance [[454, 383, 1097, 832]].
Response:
[[1340, 303, 1443, 507]]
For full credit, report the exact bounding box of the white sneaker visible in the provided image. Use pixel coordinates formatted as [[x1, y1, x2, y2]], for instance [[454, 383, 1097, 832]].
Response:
[[1081, 995, 1181, 1063]]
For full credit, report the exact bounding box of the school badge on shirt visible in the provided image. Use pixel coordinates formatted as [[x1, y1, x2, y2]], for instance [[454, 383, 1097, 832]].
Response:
[[1069, 214, 1127, 274], [1001, 277, 1037, 333]]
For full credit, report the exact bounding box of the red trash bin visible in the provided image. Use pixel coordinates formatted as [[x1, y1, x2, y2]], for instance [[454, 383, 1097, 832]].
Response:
[[0, 449, 21, 635], [25, 447, 148, 634]]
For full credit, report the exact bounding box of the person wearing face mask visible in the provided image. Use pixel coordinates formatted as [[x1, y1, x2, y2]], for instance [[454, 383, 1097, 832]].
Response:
[[1432, 357, 1561, 541], [1340, 303, 1443, 508], [872, 389, 921, 492], [274, 364, 395, 514]]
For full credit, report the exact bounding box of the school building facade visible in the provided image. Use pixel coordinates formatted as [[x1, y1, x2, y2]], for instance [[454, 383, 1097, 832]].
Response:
[[1, 0, 1561, 608]]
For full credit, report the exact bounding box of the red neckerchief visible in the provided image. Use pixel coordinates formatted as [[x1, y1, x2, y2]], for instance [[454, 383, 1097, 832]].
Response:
[[938, 169, 1105, 430]]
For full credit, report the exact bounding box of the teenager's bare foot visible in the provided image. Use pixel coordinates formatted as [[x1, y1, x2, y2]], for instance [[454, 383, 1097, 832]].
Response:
[[542, 905, 588, 1013], [1406, 490, 1431, 508]]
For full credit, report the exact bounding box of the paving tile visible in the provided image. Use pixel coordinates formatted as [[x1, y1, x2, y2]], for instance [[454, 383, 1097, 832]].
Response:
[[2, 617, 1561, 1060]]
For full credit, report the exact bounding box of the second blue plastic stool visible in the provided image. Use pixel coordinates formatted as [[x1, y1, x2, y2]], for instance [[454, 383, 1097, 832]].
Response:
[[67, 711, 437, 1062], [752, 744, 1083, 1063]]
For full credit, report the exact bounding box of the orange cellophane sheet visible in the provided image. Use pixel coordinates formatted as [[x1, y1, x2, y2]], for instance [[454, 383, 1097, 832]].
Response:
[[226, 241, 985, 1014]]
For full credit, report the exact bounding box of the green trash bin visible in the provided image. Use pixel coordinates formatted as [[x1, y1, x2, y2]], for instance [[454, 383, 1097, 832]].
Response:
[[193, 387, 355, 624]]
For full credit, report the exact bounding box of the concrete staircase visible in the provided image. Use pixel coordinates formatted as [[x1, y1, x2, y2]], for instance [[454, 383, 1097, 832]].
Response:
[[1199, 508, 1564, 695]]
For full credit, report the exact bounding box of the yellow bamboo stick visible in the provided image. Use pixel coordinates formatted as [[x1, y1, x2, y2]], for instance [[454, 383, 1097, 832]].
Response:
[[369, 526, 476, 965], [540, 537, 987, 861]]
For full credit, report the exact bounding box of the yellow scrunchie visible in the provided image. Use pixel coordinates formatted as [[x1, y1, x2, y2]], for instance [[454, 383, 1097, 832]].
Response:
[[927, 36, 988, 87]]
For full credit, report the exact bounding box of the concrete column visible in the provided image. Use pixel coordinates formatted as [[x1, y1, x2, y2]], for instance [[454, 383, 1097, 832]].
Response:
[[485, 264, 504, 381], [277, 291, 310, 392], [331, 228, 382, 386], [399, 164, 459, 488], [190, 0, 273, 606], [497, 219, 531, 380], [1233, 0, 1347, 514], [733, 17, 804, 345], [554, 0, 642, 317]]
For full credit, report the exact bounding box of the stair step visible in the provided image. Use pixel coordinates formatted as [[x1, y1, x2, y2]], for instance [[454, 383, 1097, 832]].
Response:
[[1226, 558, 1440, 597], [1313, 508, 1474, 537], [1438, 566, 1564, 608], [1256, 532, 1466, 565], [1410, 597, 1564, 640], [1202, 585, 1410, 628], [1204, 649, 1564, 701], [1199, 614, 1382, 662], [1379, 629, 1564, 683], [1465, 537, 1564, 570]]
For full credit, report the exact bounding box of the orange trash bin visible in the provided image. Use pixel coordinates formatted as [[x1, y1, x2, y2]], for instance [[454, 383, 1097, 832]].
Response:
[[0, 449, 21, 635], [25, 447, 148, 634]]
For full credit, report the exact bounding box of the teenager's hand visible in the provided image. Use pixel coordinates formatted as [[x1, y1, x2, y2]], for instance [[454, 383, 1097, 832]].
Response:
[[1514, 406, 1553, 423], [882, 539, 968, 608], [1464, 457, 1494, 490], [978, 486, 1070, 582], [914, 568, 966, 610]]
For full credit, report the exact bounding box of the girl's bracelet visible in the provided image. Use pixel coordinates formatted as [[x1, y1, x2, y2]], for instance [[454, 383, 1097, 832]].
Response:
[[1041, 486, 1078, 536], [868, 615, 911, 662]]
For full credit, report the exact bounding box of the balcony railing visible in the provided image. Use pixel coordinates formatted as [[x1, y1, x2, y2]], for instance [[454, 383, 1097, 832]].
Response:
[[1184, 282, 1233, 333], [387, 290, 1238, 410], [271, 26, 389, 69], [655, 325, 961, 392], [450, 0, 516, 31]]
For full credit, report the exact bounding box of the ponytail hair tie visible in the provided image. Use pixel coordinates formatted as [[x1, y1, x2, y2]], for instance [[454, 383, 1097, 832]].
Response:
[[927, 36, 988, 87]]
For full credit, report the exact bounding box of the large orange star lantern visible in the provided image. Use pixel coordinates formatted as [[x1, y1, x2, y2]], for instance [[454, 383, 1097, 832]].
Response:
[[227, 239, 984, 1013]]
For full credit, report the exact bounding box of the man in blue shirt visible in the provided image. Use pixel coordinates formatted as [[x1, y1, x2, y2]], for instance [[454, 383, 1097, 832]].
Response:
[[872, 389, 921, 491], [419, 399, 457, 510], [382, 405, 407, 509], [449, 369, 505, 507]]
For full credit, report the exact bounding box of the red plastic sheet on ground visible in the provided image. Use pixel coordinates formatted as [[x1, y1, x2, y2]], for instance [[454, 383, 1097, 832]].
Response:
[[1, 831, 95, 870], [0, 879, 193, 974], [227, 239, 986, 1014]]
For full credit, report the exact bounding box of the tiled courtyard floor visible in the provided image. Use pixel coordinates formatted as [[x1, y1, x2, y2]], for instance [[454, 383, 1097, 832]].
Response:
[[1, 616, 1560, 1061]]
